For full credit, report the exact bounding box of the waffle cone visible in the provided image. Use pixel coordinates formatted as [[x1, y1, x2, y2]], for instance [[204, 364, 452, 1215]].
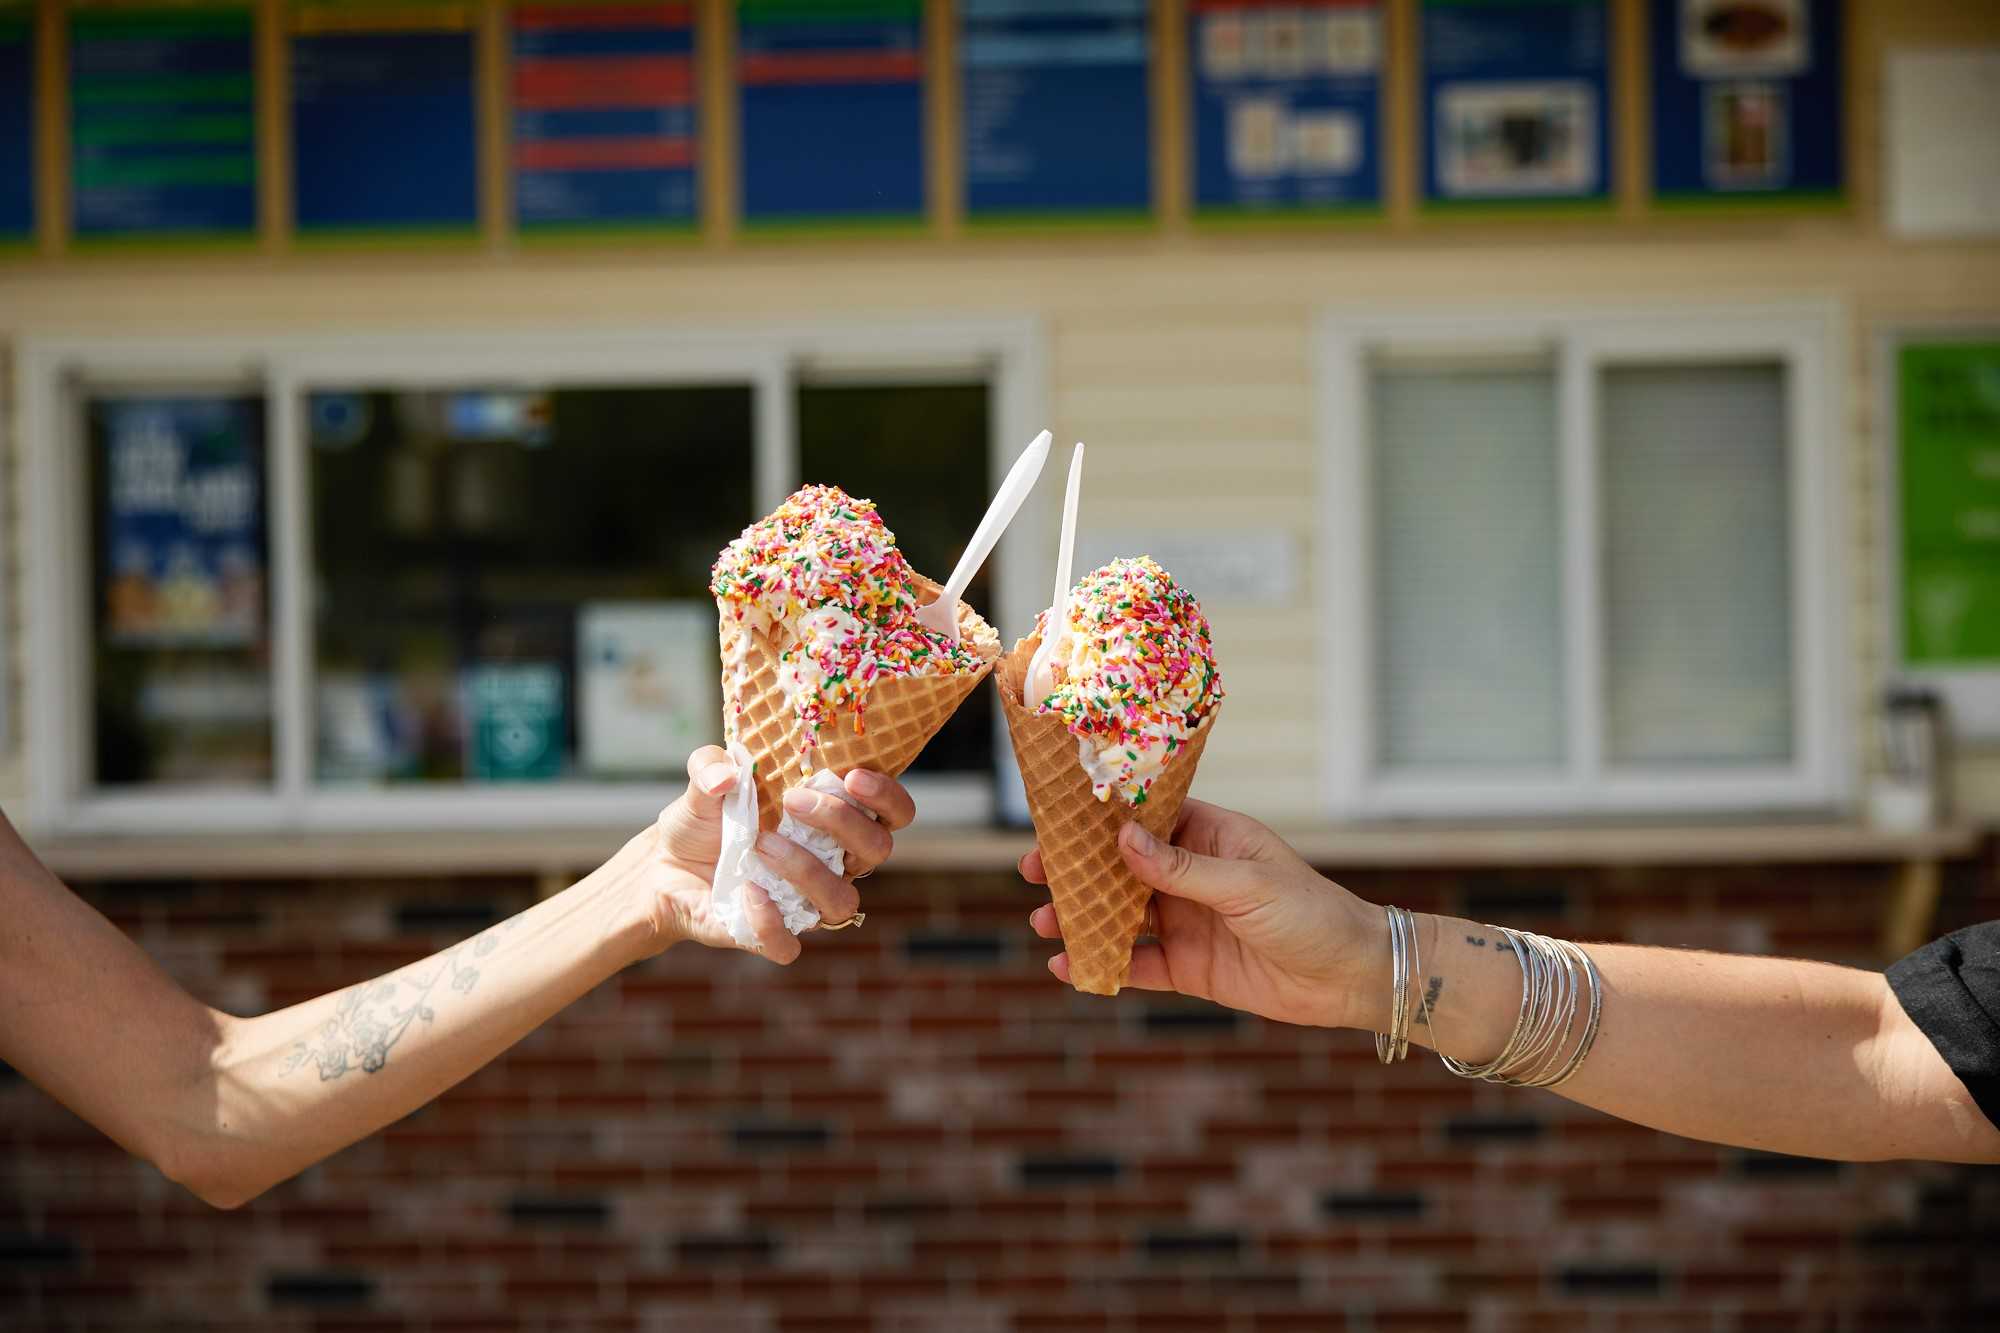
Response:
[[718, 576, 997, 831], [996, 636, 1218, 996]]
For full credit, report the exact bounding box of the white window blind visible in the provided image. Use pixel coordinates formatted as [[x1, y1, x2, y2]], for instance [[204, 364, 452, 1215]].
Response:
[[1370, 361, 1565, 769], [1599, 362, 1794, 765]]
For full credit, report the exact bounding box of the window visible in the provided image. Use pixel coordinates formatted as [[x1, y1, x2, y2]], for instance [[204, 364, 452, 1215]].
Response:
[[1320, 307, 1843, 817], [23, 322, 1042, 833]]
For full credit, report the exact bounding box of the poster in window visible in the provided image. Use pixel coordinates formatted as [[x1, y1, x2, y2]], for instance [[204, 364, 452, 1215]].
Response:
[[0, 1, 33, 247], [1651, 0, 1840, 207], [99, 396, 266, 648], [463, 663, 566, 781], [1189, 0, 1382, 219], [1899, 342, 2000, 670], [578, 602, 712, 776], [1420, 0, 1612, 211]]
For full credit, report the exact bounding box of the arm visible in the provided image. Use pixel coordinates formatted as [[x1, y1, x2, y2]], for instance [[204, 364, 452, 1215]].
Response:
[[0, 748, 912, 1208], [1022, 802, 2000, 1165]]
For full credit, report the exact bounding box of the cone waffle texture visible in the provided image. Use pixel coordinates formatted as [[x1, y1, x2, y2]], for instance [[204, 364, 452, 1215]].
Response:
[[719, 576, 997, 832], [996, 636, 1218, 996]]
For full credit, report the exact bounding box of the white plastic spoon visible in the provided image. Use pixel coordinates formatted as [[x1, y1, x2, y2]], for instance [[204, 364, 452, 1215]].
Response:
[[1024, 442, 1085, 705], [917, 429, 1052, 642]]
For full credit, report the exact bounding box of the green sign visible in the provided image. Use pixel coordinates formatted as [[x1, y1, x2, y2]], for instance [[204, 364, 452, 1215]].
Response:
[[1900, 341, 2000, 665], [465, 664, 564, 781]]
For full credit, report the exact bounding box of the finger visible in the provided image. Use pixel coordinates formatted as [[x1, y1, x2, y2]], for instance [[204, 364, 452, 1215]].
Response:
[[783, 786, 893, 875], [1118, 820, 1267, 910], [743, 885, 802, 965], [1018, 848, 1048, 885], [842, 769, 916, 832], [1047, 944, 1175, 992], [1122, 943, 1176, 992], [1029, 903, 1060, 939], [681, 745, 740, 821], [756, 831, 861, 925]]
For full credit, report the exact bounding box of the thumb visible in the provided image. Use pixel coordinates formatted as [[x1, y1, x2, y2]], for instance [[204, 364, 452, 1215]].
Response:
[[1118, 820, 1266, 912], [681, 745, 740, 821]]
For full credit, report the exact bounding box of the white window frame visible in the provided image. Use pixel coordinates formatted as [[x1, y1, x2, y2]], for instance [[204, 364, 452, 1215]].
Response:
[[1317, 301, 1849, 819], [20, 318, 1047, 835]]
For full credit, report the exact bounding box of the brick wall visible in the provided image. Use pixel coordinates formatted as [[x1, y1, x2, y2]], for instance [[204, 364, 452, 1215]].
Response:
[[4, 848, 1998, 1332]]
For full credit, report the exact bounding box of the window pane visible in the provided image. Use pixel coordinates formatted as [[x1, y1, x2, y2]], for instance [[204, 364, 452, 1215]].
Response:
[[309, 385, 753, 785], [1371, 361, 1564, 769], [1600, 362, 1793, 765], [90, 393, 273, 787], [797, 381, 994, 775]]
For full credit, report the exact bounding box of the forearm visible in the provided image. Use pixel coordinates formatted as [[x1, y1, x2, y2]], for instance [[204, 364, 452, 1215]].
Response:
[[183, 832, 659, 1204], [1352, 913, 1998, 1163]]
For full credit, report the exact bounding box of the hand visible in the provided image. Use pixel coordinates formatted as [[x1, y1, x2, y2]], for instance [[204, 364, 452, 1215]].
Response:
[[1023, 799, 1385, 1029], [644, 745, 916, 964]]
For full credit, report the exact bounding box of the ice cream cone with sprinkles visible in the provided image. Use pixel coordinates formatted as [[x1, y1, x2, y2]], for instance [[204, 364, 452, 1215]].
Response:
[[997, 557, 1223, 995], [711, 485, 1000, 830]]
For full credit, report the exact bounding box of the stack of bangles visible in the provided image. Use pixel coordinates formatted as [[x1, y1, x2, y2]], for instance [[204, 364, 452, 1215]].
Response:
[[1375, 905, 1605, 1088]]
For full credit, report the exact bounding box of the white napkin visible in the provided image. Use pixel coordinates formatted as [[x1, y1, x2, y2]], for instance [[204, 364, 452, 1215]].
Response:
[[709, 744, 872, 950]]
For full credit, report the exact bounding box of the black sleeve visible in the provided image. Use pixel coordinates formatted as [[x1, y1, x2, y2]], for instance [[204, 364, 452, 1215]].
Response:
[[1887, 920, 2000, 1133]]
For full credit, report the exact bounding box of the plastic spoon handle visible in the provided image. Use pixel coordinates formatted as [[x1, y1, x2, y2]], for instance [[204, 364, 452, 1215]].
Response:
[[1049, 442, 1084, 623], [1026, 443, 1085, 702], [940, 429, 1051, 606]]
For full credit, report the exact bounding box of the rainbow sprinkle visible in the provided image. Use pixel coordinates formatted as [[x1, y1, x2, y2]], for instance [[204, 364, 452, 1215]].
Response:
[[1033, 556, 1222, 806], [712, 485, 997, 755]]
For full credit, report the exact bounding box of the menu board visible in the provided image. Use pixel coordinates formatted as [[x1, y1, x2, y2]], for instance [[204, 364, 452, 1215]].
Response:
[[0, 3, 30, 245], [1420, 0, 1611, 210], [290, 1, 479, 237], [961, 0, 1150, 223], [97, 395, 266, 649], [1650, 0, 1840, 207], [1898, 341, 2000, 669], [69, 4, 257, 242], [1189, 0, 1382, 218], [512, 1, 698, 233], [737, 0, 924, 228]]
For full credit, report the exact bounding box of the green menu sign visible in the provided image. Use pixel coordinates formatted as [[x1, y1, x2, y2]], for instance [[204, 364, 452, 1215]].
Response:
[[1900, 341, 2000, 666]]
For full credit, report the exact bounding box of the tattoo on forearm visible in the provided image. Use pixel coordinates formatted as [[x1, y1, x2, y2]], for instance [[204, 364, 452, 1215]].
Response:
[[281, 920, 514, 1081], [1413, 975, 1444, 1025], [1465, 935, 1488, 947]]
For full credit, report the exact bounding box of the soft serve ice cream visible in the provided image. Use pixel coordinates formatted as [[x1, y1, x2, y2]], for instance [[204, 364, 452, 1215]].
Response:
[[1028, 556, 1223, 806], [711, 484, 998, 767]]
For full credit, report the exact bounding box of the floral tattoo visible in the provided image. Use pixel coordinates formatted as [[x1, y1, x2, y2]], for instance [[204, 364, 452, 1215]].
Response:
[[281, 922, 509, 1081]]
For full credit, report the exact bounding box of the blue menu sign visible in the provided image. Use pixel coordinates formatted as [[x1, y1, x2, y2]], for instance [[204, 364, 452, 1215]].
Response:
[[291, 1, 479, 237], [1421, 0, 1611, 211], [512, 1, 699, 233], [1651, 0, 1841, 208], [1190, 0, 1383, 219], [70, 4, 258, 242], [737, 0, 924, 228], [0, 3, 30, 246], [962, 0, 1151, 223]]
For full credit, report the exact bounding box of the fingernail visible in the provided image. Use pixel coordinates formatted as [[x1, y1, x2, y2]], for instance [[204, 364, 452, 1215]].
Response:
[[756, 832, 789, 860], [847, 769, 885, 796], [700, 762, 735, 794], [1124, 823, 1158, 855], [782, 787, 819, 815]]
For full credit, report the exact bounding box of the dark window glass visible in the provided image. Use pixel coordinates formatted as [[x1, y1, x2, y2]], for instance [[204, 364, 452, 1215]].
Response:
[[89, 393, 273, 787], [308, 384, 753, 784], [797, 381, 994, 776]]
